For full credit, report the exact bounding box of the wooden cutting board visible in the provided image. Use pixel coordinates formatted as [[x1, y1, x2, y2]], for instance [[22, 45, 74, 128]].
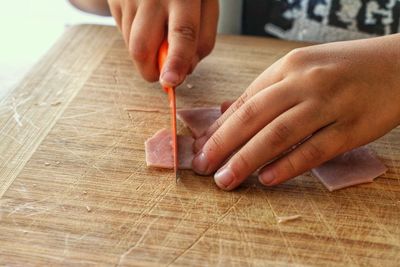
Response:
[[0, 25, 399, 266]]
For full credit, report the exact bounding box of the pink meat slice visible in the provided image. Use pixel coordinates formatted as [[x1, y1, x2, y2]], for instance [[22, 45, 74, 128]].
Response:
[[311, 146, 387, 191], [145, 129, 194, 169], [177, 107, 221, 138]]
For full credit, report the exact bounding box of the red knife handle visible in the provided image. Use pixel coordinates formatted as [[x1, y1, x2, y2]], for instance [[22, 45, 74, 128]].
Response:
[[158, 39, 169, 93]]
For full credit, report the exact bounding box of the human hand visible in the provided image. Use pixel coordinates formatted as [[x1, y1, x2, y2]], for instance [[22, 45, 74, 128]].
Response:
[[192, 34, 400, 190], [107, 0, 219, 87]]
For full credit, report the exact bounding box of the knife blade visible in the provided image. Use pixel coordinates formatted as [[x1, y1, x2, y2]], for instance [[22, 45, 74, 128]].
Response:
[[158, 39, 179, 181]]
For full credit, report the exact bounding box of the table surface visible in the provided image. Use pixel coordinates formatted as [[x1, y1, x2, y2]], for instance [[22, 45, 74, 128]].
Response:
[[0, 25, 399, 266]]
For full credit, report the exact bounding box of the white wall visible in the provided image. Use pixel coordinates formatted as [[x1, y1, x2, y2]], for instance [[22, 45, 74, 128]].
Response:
[[218, 0, 243, 34], [0, 0, 114, 100]]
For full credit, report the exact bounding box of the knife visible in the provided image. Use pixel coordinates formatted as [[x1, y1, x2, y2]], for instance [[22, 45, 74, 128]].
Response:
[[158, 39, 179, 182]]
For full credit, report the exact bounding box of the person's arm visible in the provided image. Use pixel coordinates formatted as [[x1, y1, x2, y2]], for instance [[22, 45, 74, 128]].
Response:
[[192, 33, 400, 190], [68, 0, 111, 16]]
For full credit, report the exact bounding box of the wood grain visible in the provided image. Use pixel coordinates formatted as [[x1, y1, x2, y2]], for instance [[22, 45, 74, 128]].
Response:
[[0, 25, 399, 266]]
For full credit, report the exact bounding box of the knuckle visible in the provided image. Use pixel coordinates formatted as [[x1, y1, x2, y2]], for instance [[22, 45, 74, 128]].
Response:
[[298, 141, 325, 163], [205, 117, 224, 137], [283, 155, 298, 175], [330, 126, 353, 153], [168, 53, 192, 67], [305, 66, 330, 87], [234, 101, 258, 125], [208, 132, 225, 153], [268, 122, 292, 147], [172, 22, 198, 43], [233, 91, 249, 111], [283, 47, 308, 67]]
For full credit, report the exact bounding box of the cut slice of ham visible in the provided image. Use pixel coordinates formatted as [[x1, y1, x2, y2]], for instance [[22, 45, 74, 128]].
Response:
[[145, 129, 194, 169], [311, 147, 387, 191], [177, 107, 221, 138], [145, 106, 387, 191]]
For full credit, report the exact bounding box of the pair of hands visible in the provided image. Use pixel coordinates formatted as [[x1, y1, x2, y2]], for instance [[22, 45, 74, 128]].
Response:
[[108, 0, 400, 190]]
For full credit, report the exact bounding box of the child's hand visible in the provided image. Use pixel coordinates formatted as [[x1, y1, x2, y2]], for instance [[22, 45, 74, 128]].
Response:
[[108, 0, 219, 87], [192, 34, 400, 190]]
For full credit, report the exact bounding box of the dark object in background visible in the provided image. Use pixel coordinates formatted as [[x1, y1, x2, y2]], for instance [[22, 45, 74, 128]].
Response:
[[243, 0, 400, 38], [242, 0, 269, 36], [242, 0, 304, 38]]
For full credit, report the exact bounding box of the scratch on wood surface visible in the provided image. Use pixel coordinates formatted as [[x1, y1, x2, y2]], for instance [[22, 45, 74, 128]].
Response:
[[63, 233, 70, 256], [9, 96, 33, 127], [277, 215, 302, 224], [232, 195, 255, 265], [166, 188, 250, 266], [0, 132, 22, 145], [114, 183, 175, 248], [116, 216, 159, 267], [7, 197, 52, 217], [261, 189, 297, 264], [347, 192, 399, 246], [62, 108, 112, 120], [301, 186, 356, 265], [124, 107, 169, 114]]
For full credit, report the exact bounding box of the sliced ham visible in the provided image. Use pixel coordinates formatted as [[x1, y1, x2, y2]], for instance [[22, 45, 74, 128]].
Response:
[[177, 107, 221, 138], [311, 147, 387, 191], [145, 106, 387, 191], [145, 129, 194, 169]]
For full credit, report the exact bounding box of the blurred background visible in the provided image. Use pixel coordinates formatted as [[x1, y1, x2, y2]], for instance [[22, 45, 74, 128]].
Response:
[[0, 1, 113, 100]]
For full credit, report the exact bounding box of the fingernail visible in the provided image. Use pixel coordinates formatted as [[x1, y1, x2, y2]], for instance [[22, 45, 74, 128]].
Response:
[[259, 169, 275, 185], [192, 152, 209, 175], [161, 71, 180, 87], [214, 166, 234, 190], [193, 136, 207, 153]]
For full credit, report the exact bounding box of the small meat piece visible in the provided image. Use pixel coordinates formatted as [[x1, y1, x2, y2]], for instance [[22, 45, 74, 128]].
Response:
[[311, 147, 387, 191], [145, 129, 194, 169], [177, 107, 221, 138]]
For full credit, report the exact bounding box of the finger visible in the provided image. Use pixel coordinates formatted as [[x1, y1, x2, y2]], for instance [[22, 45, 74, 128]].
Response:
[[192, 81, 301, 175], [160, 0, 201, 87], [193, 79, 295, 153], [129, 2, 166, 82], [187, 0, 218, 75], [121, 1, 136, 47], [108, 0, 122, 29], [194, 58, 285, 148], [258, 123, 350, 186], [197, 0, 219, 60], [211, 101, 332, 190]]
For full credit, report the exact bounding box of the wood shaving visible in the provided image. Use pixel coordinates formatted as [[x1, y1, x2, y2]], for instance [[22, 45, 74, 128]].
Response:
[[44, 162, 51, 166], [186, 83, 194, 89], [55, 161, 61, 165], [124, 107, 168, 113], [276, 215, 301, 224], [51, 101, 62, 106], [86, 206, 92, 212], [83, 191, 88, 195], [35, 102, 48, 106]]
